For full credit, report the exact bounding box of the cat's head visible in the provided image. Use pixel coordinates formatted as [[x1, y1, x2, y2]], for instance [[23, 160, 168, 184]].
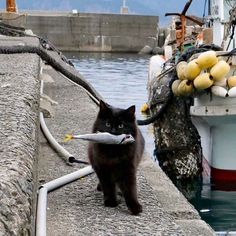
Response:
[[93, 100, 137, 136]]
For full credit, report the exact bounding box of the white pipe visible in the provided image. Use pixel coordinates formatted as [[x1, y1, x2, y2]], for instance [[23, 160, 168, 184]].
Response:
[[39, 77, 96, 164], [36, 187, 47, 236], [36, 165, 94, 236], [40, 112, 74, 164], [44, 165, 94, 191], [40, 79, 75, 164], [37, 73, 95, 235]]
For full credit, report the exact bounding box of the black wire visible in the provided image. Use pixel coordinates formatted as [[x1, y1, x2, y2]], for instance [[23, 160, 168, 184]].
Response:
[[68, 157, 89, 165], [226, 24, 236, 51], [137, 93, 172, 126], [137, 75, 176, 126], [137, 104, 166, 125], [220, 47, 236, 58]]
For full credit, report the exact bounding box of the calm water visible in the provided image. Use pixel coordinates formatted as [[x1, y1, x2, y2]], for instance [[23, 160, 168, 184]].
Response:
[[67, 52, 155, 157], [66, 52, 236, 233]]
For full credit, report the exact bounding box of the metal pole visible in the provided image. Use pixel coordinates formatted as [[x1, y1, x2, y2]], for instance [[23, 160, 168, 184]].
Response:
[[6, 0, 17, 12], [208, 0, 211, 16], [123, 0, 126, 7]]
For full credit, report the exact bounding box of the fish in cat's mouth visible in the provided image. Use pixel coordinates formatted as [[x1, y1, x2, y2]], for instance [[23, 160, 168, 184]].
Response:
[[119, 134, 135, 144], [64, 132, 135, 145]]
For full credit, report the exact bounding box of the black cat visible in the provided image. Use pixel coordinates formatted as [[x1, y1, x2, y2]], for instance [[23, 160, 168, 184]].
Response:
[[88, 100, 145, 215]]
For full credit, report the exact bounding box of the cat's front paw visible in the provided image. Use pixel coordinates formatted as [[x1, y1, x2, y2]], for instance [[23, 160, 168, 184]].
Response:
[[129, 203, 142, 215], [104, 198, 119, 208]]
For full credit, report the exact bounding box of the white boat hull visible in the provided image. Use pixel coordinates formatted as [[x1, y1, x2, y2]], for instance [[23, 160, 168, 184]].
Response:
[[191, 94, 236, 183]]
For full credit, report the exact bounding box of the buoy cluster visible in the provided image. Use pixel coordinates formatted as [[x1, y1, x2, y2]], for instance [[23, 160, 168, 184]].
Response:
[[172, 50, 236, 97]]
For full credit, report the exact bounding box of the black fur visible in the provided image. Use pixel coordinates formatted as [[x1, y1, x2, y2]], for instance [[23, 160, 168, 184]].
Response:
[[88, 101, 145, 215]]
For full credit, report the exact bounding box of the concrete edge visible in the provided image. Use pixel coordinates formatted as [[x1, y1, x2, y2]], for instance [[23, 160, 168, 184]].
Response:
[[140, 154, 216, 235]]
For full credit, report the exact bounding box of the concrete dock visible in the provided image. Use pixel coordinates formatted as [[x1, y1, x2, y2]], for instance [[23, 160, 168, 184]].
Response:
[[0, 36, 215, 235]]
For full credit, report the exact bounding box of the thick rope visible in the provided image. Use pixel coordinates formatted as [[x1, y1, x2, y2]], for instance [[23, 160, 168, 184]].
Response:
[[0, 44, 103, 102]]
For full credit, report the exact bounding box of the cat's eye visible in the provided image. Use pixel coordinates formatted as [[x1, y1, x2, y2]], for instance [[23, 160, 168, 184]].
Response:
[[118, 123, 124, 128], [105, 122, 111, 127]]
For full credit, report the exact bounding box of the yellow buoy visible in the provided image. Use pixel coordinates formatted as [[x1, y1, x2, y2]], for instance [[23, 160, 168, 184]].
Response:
[[177, 79, 194, 96], [193, 72, 214, 90], [185, 59, 202, 80], [171, 79, 182, 96], [227, 76, 236, 88], [196, 50, 218, 69], [141, 103, 150, 113], [210, 60, 230, 81], [213, 77, 227, 87], [176, 61, 188, 80]]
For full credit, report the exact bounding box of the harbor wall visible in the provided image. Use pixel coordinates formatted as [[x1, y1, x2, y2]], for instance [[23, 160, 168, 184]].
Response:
[[23, 12, 159, 52]]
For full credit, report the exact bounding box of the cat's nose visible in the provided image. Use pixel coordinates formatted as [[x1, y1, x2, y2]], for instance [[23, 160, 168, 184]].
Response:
[[110, 128, 116, 135]]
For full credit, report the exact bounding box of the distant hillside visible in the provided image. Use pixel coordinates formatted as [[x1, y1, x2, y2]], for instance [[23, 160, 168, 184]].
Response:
[[0, 0, 207, 26]]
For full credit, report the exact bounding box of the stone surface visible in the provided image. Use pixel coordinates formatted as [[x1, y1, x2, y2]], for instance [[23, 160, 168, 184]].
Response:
[[40, 95, 56, 118], [0, 53, 40, 235], [138, 45, 153, 54], [176, 220, 215, 236]]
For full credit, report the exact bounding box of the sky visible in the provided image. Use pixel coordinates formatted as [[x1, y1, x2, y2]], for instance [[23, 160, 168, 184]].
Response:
[[0, 0, 208, 26]]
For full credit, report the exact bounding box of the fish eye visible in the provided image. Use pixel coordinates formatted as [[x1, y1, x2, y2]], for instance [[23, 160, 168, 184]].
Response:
[[118, 123, 124, 128], [105, 122, 111, 127]]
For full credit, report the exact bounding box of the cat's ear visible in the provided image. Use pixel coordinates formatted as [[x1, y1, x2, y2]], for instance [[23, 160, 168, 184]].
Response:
[[99, 100, 109, 112], [125, 105, 135, 120]]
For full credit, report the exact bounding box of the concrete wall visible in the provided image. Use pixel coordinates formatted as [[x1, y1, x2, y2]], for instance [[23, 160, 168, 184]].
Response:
[[24, 12, 159, 52], [0, 37, 40, 236]]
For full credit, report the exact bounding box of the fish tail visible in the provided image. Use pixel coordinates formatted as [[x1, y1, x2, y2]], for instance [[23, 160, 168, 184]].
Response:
[[64, 134, 74, 142]]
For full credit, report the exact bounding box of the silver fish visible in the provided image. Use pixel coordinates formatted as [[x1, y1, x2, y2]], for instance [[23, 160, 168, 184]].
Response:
[[72, 132, 135, 145]]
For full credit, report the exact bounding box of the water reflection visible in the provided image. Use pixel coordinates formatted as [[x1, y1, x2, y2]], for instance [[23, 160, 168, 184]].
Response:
[[190, 180, 236, 232], [68, 53, 150, 111]]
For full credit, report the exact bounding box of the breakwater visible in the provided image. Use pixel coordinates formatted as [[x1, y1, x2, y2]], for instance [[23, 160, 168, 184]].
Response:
[[23, 12, 159, 52]]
